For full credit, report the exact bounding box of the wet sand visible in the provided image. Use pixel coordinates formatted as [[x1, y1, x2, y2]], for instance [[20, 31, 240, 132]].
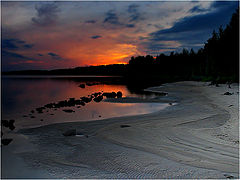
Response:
[[2, 81, 239, 178]]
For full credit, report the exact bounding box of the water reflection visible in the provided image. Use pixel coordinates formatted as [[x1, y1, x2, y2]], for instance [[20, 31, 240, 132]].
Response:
[[2, 76, 167, 129]]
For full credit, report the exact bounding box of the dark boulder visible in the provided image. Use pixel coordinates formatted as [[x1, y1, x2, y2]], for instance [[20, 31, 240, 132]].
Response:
[[79, 84, 85, 88], [102, 92, 117, 98], [116, 91, 123, 98], [2, 120, 15, 130], [93, 95, 103, 102], [2, 120, 9, 127], [8, 120, 15, 130], [2, 138, 13, 146], [81, 97, 92, 103], [224, 92, 233, 95]]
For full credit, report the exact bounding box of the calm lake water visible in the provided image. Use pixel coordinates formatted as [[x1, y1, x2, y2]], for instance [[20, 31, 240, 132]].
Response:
[[2, 76, 168, 129]]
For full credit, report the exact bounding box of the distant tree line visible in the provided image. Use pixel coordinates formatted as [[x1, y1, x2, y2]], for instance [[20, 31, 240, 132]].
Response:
[[128, 9, 239, 82]]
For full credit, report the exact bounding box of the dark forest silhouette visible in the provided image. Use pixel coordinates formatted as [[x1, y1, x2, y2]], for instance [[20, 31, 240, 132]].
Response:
[[128, 9, 239, 83], [3, 9, 239, 84]]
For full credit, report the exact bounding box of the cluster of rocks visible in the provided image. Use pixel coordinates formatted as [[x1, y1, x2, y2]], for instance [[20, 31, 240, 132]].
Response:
[[27, 91, 123, 115], [1, 119, 15, 146], [2, 119, 15, 131]]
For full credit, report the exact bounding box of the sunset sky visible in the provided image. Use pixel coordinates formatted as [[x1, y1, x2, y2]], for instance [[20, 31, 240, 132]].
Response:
[[2, 1, 238, 71]]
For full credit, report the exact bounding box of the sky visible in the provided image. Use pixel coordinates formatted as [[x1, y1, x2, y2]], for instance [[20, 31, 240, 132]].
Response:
[[1, 1, 239, 71]]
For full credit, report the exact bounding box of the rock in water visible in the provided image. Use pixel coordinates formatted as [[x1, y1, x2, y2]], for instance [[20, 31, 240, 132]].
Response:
[[117, 91, 123, 98], [224, 92, 233, 95], [102, 92, 117, 98], [81, 96, 92, 103], [63, 129, 76, 136], [79, 84, 85, 88], [120, 125, 131, 128], [2, 120, 9, 127], [2, 139, 13, 146], [93, 95, 103, 102]]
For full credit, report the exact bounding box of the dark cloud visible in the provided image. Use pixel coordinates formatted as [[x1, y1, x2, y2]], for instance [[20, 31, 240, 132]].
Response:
[[147, 1, 238, 52], [189, 5, 208, 13], [2, 38, 34, 50], [2, 50, 32, 60], [91, 35, 102, 39], [2, 39, 19, 50], [24, 44, 34, 48], [127, 4, 139, 13], [32, 3, 60, 26], [127, 4, 142, 22], [38, 54, 43, 56], [103, 10, 120, 25], [48, 52, 62, 60], [126, 24, 135, 28], [85, 20, 96, 24]]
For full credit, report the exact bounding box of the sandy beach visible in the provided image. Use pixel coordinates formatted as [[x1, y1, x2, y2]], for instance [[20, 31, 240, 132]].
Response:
[[2, 81, 239, 178]]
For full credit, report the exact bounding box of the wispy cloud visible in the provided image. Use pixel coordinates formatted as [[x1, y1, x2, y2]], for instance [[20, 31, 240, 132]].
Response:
[[91, 35, 102, 39], [32, 3, 60, 26], [103, 10, 120, 25], [48, 52, 62, 60]]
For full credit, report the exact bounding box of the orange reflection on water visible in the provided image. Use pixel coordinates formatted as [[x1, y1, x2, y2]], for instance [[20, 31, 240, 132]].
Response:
[[2, 77, 168, 129]]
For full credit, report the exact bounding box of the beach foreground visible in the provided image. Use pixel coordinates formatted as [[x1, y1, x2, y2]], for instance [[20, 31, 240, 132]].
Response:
[[2, 81, 239, 178]]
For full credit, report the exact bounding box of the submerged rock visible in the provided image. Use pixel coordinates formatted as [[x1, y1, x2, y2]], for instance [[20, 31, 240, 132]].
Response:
[[63, 129, 76, 136]]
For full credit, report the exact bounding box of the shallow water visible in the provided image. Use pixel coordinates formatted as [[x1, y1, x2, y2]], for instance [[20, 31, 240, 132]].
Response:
[[2, 76, 168, 129]]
